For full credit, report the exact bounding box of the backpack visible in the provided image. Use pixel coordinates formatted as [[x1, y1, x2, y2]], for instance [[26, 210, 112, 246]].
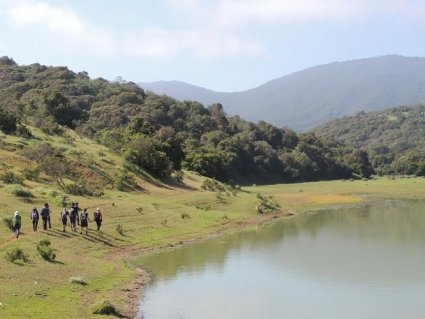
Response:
[[81, 213, 87, 221], [31, 210, 38, 220], [61, 211, 67, 222], [14, 214, 21, 225], [94, 211, 102, 221]]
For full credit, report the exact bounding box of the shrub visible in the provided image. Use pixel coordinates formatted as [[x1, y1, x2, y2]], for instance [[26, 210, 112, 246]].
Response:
[[65, 183, 104, 197], [181, 212, 191, 219], [116, 224, 125, 235], [37, 239, 56, 261], [91, 300, 121, 316], [171, 170, 184, 183], [114, 173, 137, 192], [23, 168, 40, 181], [6, 248, 29, 263], [8, 185, 34, 198], [2, 217, 14, 231], [54, 195, 71, 208], [0, 171, 23, 184]]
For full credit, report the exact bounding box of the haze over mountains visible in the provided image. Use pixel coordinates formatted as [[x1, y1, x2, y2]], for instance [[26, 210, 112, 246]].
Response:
[[139, 55, 425, 131]]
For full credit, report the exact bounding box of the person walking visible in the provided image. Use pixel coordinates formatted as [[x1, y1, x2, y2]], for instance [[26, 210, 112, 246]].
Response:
[[40, 203, 51, 230], [94, 208, 103, 231], [80, 208, 90, 235], [60, 208, 69, 232], [69, 205, 79, 232], [13, 211, 22, 238], [30, 207, 39, 231]]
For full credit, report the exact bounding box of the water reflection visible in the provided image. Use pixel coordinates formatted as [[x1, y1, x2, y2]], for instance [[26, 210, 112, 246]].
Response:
[[136, 200, 425, 319]]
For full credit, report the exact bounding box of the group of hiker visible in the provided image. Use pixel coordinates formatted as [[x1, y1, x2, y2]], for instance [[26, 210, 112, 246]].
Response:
[[12, 202, 103, 239]]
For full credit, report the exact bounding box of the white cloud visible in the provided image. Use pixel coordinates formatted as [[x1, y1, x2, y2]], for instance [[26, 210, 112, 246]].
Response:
[[8, 2, 84, 33], [123, 28, 265, 60], [6, 1, 116, 56]]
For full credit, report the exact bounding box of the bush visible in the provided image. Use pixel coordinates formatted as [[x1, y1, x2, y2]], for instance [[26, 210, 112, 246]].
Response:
[[181, 212, 191, 219], [65, 183, 104, 197], [23, 168, 40, 181], [2, 217, 14, 231], [114, 173, 137, 192], [37, 239, 56, 261], [8, 185, 34, 198], [171, 170, 184, 183], [6, 248, 29, 263], [54, 195, 71, 208], [91, 300, 121, 316], [0, 171, 23, 184], [116, 224, 125, 235]]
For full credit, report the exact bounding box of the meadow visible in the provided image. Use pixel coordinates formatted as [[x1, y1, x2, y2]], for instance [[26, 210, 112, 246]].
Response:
[[1, 128, 424, 318]]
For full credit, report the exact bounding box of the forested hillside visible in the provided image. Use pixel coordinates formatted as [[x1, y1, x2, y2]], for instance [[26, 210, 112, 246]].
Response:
[[314, 105, 425, 176], [0, 56, 376, 186]]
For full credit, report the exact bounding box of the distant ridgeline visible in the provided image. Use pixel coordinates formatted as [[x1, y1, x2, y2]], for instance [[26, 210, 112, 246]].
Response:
[[0, 56, 374, 183], [314, 105, 425, 176]]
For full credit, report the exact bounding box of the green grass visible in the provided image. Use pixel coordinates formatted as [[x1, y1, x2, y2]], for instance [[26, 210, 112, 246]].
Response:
[[0, 127, 424, 318]]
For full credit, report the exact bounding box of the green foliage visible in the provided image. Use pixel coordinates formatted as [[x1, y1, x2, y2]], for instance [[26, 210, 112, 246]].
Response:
[[115, 224, 125, 235], [315, 105, 425, 176], [2, 217, 14, 231], [256, 193, 280, 213], [23, 167, 40, 181], [91, 300, 121, 316], [8, 185, 34, 198], [65, 182, 103, 197], [181, 212, 192, 219], [114, 173, 137, 192], [37, 239, 56, 261], [53, 195, 71, 208], [0, 171, 24, 184], [0, 58, 361, 184], [5, 248, 29, 263]]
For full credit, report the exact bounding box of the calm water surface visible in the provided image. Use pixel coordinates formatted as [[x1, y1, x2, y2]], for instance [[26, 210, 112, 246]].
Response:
[[136, 200, 425, 319]]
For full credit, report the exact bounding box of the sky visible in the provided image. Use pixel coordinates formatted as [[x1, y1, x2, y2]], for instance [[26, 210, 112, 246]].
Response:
[[1, 0, 425, 91]]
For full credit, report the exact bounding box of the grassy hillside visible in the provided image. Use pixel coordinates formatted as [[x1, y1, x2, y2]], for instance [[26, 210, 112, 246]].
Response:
[[313, 105, 425, 176], [1, 126, 425, 318]]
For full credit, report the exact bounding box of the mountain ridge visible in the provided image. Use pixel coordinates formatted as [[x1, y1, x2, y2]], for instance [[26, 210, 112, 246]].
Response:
[[139, 55, 425, 131]]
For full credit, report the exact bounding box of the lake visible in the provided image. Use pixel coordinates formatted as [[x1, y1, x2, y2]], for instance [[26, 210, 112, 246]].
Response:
[[135, 200, 425, 319]]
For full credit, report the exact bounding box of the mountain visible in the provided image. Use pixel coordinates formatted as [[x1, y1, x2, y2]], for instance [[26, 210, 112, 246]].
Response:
[[313, 105, 425, 176], [139, 55, 425, 131]]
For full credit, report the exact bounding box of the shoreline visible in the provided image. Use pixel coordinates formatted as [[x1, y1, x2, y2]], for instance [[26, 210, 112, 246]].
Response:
[[119, 209, 295, 318]]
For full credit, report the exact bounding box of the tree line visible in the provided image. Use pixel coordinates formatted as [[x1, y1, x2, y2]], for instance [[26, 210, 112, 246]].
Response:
[[0, 56, 374, 184]]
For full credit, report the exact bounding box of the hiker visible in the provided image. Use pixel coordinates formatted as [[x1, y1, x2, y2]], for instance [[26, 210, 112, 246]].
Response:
[[40, 203, 51, 230], [73, 202, 81, 226], [94, 208, 103, 231], [60, 208, 69, 232], [80, 208, 90, 235], [69, 206, 78, 232], [30, 207, 39, 231], [13, 211, 21, 238]]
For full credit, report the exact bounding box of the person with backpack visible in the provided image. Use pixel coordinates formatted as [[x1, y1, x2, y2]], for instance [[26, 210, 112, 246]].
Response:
[[40, 203, 51, 231], [30, 207, 39, 231], [69, 206, 78, 232], [13, 211, 22, 238], [94, 208, 103, 231], [60, 208, 69, 232], [80, 208, 90, 235]]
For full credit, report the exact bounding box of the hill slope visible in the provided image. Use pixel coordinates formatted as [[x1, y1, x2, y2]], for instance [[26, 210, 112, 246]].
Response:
[[313, 105, 425, 175], [140, 55, 425, 131]]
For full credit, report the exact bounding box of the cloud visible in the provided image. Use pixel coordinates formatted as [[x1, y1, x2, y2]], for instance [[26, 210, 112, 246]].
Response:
[[123, 28, 265, 60], [6, 1, 115, 56]]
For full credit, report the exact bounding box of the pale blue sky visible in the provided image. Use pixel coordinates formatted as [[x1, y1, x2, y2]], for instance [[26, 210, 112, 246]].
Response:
[[1, 0, 425, 91]]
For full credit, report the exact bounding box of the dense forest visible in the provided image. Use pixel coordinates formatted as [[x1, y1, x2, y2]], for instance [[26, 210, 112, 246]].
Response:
[[314, 105, 425, 176], [0, 57, 375, 186]]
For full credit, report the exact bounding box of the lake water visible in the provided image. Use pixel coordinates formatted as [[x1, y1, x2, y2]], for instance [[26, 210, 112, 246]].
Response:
[[136, 200, 425, 319]]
